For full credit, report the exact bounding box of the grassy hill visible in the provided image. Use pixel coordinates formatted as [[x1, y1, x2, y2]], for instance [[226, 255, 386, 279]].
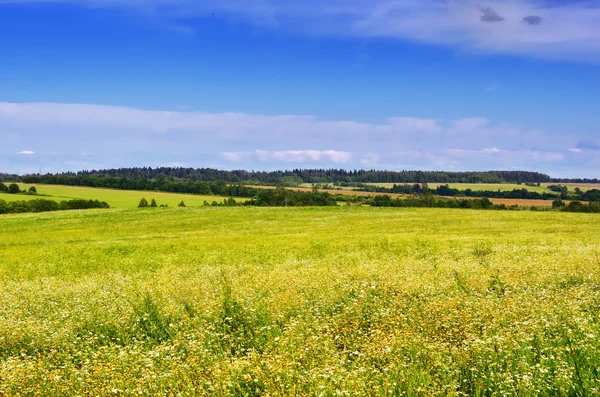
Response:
[[0, 183, 247, 208]]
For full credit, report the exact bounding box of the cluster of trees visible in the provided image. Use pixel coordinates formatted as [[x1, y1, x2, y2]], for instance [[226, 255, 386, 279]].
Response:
[[1, 183, 23, 194], [202, 198, 240, 207], [0, 199, 110, 214], [19, 168, 553, 185], [245, 187, 337, 207], [1, 183, 39, 195], [580, 189, 600, 202], [552, 178, 600, 184], [368, 194, 600, 212], [369, 195, 503, 210], [134, 189, 337, 208], [19, 175, 263, 198], [351, 183, 557, 199], [137, 198, 188, 208], [348, 183, 600, 202], [0, 174, 19, 182], [558, 201, 600, 213]]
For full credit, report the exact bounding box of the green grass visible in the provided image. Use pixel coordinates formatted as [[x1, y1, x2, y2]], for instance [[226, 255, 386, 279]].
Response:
[[1, 183, 247, 208], [0, 191, 75, 202], [1, 207, 599, 395], [367, 182, 598, 193]]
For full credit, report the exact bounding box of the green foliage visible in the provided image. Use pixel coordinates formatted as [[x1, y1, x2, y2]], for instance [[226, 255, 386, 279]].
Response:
[[138, 198, 149, 207], [213, 282, 279, 356], [580, 189, 600, 202], [132, 294, 176, 344], [22, 167, 557, 185], [177, 200, 186, 207], [28, 186, 37, 193], [150, 198, 158, 207], [0, 198, 109, 214], [280, 175, 304, 187], [370, 194, 499, 210], [0, 182, 8, 192], [247, 186, 337, 207], [8, 183, 20, 194], [562, 201, 600, 213]]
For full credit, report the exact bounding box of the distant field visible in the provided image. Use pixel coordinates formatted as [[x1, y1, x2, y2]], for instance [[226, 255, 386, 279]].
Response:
[[1, 207, 599, 395], [2, 184, 246, 208], [366, 182, 598, 193], [0, 192, 73, 202], [248, 185, 569, 207]]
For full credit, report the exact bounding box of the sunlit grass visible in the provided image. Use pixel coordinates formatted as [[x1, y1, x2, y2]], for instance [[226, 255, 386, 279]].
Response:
[[5, 183, 248, 208], [366, 182, 597, 193], [0, 207, 599, 395]]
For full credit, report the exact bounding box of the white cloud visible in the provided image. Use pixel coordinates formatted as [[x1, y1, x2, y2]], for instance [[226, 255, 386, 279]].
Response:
[[1, 101, 598, 177], [17, 150, 34, 155], [221, 152, 247, 162], [386, 117, 442, 133], [452, 118, 489, 131], [2, 0, 599, 61], [482, 147, 502, 154], [222, 150, 352, 164], [161, 162, 185, 167], [0, 102, 445, 143], [360, 152, 381, 165]]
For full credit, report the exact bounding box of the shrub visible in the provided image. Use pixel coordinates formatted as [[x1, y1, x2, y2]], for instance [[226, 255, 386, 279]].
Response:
[[8, 183, 20, 194], [138, 198, 149, 208]]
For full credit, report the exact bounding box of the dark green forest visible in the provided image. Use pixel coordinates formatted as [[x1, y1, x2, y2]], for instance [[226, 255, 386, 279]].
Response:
[[13, 168, 558, 185]]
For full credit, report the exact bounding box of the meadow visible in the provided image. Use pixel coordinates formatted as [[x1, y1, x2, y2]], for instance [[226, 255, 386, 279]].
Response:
[[365, 183, 598, 194], [1, 184, 246, 209], [1, 206, 599, 396]]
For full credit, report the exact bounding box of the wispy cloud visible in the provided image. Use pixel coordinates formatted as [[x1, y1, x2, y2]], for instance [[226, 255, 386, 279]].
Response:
[[360, 152, 381, 166], [2, 0, 598, 61], [17, 150, 34, 155], [222, 150, 352, 164], [0, 101, 598, 177]]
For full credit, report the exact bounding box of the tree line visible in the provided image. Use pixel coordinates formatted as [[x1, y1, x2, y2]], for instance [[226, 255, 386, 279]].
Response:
[[18, 168, 555, 184], [0, 199, 110, 215], [370, 194, 600, 213], [338, 183, 599, 202], [370, 195, 502, 210]]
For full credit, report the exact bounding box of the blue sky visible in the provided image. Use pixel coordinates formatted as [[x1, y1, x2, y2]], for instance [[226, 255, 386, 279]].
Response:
[[1, 0, 599, 177]]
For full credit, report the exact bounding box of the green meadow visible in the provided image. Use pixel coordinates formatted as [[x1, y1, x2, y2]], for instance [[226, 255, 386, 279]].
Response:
[[366, 182, 597, 193], [1, 183, 245, 208], [1, 206, 599, 395]]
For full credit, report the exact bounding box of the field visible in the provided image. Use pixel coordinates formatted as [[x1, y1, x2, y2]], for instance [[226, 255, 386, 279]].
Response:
[[1, 207, 599, 396], [2, 183, 568, 210], [0, 184, 245, 208], [366, 183, 599, 194], [249, 185, 573, 207]]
